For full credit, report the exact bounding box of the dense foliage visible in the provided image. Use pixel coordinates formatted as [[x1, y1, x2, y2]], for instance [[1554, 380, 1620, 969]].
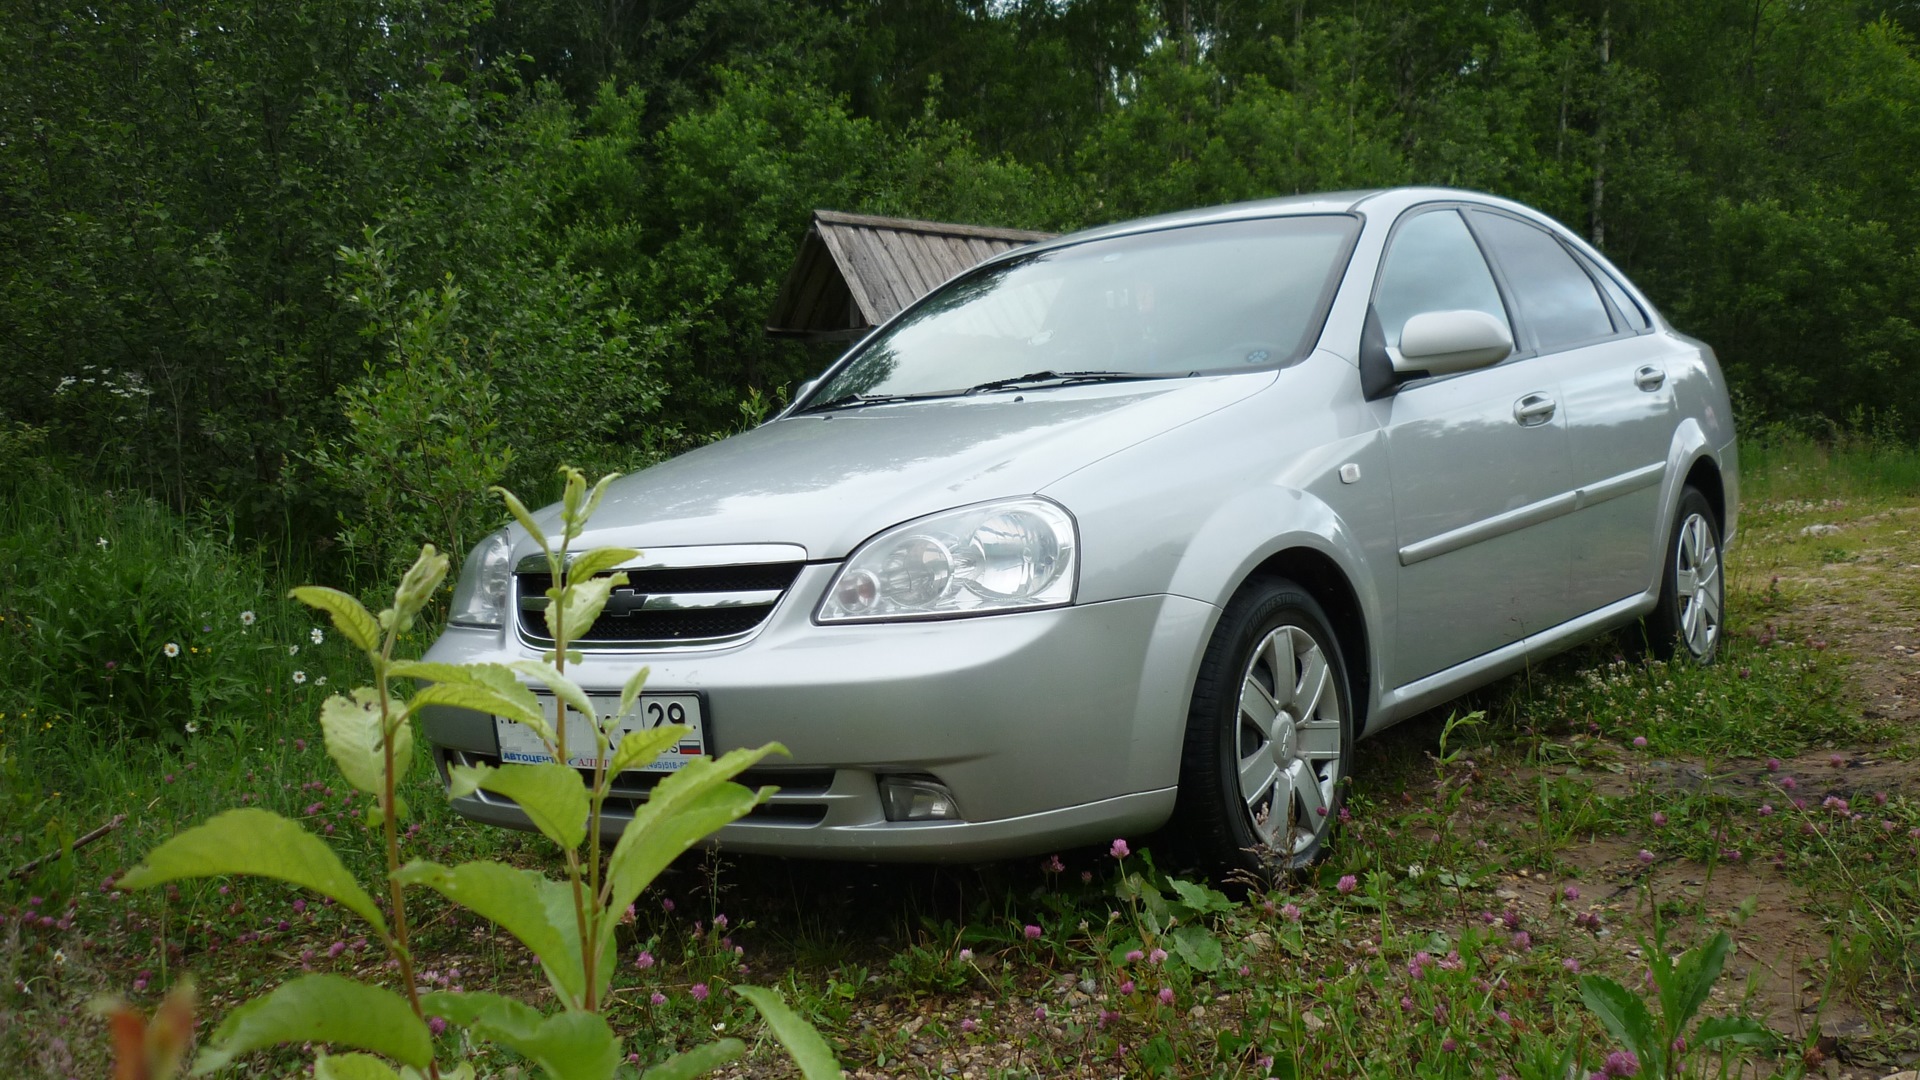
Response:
[[4, 0, 1918, 568]]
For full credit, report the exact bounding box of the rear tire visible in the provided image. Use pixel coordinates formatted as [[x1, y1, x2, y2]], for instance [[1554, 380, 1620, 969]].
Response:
[[1643, 486, 1724, 663], [1173, 578, 1353, 878]]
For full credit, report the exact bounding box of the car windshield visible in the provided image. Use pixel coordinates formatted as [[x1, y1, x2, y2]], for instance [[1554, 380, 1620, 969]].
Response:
[[804, 214, 1360, 406]]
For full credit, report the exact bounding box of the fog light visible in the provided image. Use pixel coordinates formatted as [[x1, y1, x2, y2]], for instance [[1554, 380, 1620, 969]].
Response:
[[879, 775, 960, 822]]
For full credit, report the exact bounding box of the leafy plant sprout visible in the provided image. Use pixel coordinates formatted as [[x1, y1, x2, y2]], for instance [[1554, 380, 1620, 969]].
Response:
[[111, 467, 840, 1078]]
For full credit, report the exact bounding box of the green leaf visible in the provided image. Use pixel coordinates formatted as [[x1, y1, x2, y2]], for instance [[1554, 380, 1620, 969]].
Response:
[[1693, 1015, 1776, 1049], [446, 762, 587, 852], [491, 487, 549, 551], [639, 1039, 746, 1080], [609, 726, 685, 776], [559, 467, 590, 537], [507, 660, 596, 731], [577, 472, 621, 531], [291, 586, 382, 653], [545, 573, 626, 644], [420, 992, 620, 1080], [1168, 878, 1234, 915], [409, 682, 551, 738], [314, 1052, 403, 1080], [321, 688, 410, 795], [1660, 931, 1732, 1039], [394, 860, 587, 1010], [421, 989, 542, 1031], [392, 545, 450, 627], [192, 975, 429, 1074], [1170, 924, 1224, 972], [119, 809, 386, 935], [734, 986, 842, 1080], [1578, 975, 1659, 1069], [616, 666, 653, 722], [597, 745, 785, 982], [565, 547, 640, 583], [396, 661, 547, 732]]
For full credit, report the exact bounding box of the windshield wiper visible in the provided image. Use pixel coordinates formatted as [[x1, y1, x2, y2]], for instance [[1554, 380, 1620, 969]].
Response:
[[802, 371, 1177, 412], [962, 370, 1174, 394], [798, 392, 921, 414]]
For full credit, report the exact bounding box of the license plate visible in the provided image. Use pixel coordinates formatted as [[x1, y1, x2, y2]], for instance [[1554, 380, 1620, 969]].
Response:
[[493, 694, 706, 773]]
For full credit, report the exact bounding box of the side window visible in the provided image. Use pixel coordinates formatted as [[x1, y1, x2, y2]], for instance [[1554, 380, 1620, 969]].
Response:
[[1373, 209, 1510, 350], [1468, 211, 1613, 350], [1586, 256, 1650, 331]]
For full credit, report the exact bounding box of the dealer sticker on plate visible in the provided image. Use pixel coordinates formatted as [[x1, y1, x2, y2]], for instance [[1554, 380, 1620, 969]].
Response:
[[494, 694, 706, 773]]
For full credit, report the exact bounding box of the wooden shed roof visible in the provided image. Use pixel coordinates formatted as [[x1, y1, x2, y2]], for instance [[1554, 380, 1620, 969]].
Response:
[[766, 210, 1056, 340]]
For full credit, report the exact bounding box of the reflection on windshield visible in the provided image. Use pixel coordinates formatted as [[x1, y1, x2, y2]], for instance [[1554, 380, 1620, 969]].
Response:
[[810, 215, 1359, 405]]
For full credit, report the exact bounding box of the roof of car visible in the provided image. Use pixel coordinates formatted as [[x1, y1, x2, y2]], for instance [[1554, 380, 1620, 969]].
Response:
[[1019, 187, 1531, 254]]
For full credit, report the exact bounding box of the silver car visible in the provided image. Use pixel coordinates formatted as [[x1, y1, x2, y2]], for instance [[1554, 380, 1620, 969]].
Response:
[[421, 187, 1736, 875]]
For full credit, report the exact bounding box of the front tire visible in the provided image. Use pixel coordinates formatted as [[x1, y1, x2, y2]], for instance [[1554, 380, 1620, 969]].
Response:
[[1174, 579, 1353, 877], [1644, 486, 1724, 663]]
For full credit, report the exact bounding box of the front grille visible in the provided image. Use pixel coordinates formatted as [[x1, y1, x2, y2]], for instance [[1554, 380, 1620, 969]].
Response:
[[515, 553, 804, 649], [518, 564, 801, 596]]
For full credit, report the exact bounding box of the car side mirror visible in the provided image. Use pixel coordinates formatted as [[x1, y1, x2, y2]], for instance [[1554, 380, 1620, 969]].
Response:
[[1394, 310, 1513, 375]]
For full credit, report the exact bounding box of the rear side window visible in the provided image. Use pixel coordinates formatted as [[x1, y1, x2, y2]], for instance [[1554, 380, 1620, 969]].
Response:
[[1373, 209, 1510, 350], [1586, 256, 1650, 331], [1469, 211, 1613, 351]]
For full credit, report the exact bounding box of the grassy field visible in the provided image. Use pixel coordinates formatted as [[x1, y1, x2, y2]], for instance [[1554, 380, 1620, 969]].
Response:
[[2, 440, 1916, 1079]]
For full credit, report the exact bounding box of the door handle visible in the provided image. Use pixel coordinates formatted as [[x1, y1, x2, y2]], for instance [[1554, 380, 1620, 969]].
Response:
[[1513, 393, 1557, 426], [1634, 365, 1667, 392]]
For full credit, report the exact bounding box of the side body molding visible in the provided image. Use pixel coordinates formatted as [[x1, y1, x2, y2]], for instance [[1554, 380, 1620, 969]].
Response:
[[1397, 460, 1666, 566]]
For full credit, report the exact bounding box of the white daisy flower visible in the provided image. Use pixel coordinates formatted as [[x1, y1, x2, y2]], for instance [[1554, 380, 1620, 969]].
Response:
[[315, 676, 327, 687], [310, 627, 324, 645], [184, 721, 198, 734], [163, 642, 180, 658], [292, 671, 307, 684], [240, 610, 256, 626], [96, 537, 109, 549], [289, 645, 299, 655]]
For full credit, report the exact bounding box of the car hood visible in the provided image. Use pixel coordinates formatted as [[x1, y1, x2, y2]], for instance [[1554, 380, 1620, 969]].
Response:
[[551, 373, 1272, 560]]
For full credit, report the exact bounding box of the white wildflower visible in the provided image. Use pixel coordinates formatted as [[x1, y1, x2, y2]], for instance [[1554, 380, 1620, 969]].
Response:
[[240, 610, 256, 626], [292, 671, 307, 684], [184, 721, 198, 735], [310, 627, 324, 645], [163, 642, 180, 658], [289, 645, 299, 655]]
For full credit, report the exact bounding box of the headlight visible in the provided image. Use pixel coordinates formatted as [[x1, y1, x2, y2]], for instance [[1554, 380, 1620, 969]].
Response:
[[817, 498, 1077, 622], [448, 528, 513, 628]]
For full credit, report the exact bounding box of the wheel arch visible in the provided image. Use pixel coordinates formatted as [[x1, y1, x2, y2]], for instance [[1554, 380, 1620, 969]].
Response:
[[1682, 455, 1726, 532], [1238, 548, 1372, 738]]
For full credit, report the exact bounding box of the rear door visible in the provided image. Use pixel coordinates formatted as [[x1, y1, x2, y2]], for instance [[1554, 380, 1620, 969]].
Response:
[[1464, 210, 1676, 616]]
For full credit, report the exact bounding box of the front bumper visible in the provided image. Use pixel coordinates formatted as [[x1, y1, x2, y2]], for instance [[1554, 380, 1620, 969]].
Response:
[[418, 568, 1215, 862]]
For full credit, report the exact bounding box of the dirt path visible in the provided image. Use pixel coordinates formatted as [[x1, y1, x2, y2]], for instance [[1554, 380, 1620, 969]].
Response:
[[1488, 498, 1920, 1077]]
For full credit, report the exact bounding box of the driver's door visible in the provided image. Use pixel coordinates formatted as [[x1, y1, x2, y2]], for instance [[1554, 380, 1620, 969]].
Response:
[[1375, 208, 1576, 685]]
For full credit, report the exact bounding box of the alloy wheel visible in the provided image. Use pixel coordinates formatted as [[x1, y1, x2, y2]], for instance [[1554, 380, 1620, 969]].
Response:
[[1235, 623, 1345, 858], [1674, 511, 1722, 659]]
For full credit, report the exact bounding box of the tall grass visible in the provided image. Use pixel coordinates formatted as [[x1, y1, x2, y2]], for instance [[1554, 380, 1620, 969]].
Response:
[[1740, 426, 1920, 505], [0, 466, 417, 895]]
